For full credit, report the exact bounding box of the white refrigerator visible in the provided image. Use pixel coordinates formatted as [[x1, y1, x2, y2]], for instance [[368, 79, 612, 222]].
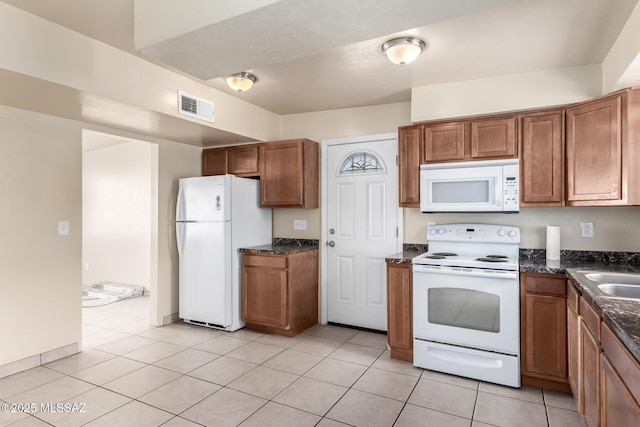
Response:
[[176, 175, 272, 331]]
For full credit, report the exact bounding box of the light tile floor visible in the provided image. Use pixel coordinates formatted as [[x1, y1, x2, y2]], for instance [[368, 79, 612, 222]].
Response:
[[0, 295, 584, 426]]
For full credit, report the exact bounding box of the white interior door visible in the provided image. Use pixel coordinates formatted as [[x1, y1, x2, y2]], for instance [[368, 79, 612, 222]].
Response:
[[326, 137, 398, 331]]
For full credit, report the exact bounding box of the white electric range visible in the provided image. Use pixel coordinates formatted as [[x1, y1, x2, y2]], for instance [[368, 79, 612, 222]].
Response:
[[412, 223, 521, 388]]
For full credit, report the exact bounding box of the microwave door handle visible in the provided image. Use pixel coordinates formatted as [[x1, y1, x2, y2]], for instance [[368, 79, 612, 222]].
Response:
[[494, 177, 502, 207]]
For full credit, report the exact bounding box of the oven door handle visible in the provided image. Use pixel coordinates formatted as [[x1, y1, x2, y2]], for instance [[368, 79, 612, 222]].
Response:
[[413, 264, 519, 280]]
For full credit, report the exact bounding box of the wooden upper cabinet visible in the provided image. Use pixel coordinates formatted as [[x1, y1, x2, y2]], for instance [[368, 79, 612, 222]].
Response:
[[398, 125, 422, 208], [260, 139, 319, 208], [565, 88, 640, 206], [471, 116, 517, 159], [566, 94, 622, 204], [422, 123, 465, 163], [202, 144, 260, 177], [519, 110, 564, 206], [228, 144, 260, 176], [202, 147, 228, 176]]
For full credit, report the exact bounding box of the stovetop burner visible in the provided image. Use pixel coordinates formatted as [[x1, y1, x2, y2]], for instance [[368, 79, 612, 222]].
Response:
[[425, 255, 446, 259], [432, 252, 458, 257], [476, 257, 508, 263], [486, 254, 508, 259]]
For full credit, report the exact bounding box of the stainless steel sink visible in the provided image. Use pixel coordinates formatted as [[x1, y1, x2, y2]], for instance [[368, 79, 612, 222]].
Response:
[[584, 273, 640, 286], [574, 271, 640, 300], [597, 283, 640, 299]]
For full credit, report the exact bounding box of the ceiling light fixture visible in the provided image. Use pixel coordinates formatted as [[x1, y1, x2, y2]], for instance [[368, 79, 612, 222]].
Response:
[[225, 72, 257, 92], [381, 37, 427, 66]]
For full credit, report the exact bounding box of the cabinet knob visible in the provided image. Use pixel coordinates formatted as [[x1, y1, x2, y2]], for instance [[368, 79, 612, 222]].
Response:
[[327, 241, 335, 247]]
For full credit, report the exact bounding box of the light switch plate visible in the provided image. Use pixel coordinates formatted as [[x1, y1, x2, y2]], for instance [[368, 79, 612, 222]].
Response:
[[58, 220, 70, 236], [293, 219, 307, 230]]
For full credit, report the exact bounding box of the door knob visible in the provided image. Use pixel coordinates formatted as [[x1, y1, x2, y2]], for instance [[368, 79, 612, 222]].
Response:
[[327, 241, 335, 247]]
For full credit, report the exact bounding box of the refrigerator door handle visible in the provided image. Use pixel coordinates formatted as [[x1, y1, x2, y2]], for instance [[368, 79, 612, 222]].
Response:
[[176, 187, 186, 220], [176, 223, 185, 258], [216, 195, 221, 210]]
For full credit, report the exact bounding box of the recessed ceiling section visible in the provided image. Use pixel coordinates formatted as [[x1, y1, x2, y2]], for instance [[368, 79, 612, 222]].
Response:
[[136, 0, 516, 80]]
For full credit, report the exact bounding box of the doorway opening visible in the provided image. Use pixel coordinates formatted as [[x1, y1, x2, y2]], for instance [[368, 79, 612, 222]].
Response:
[[81, 130, 159, 347]]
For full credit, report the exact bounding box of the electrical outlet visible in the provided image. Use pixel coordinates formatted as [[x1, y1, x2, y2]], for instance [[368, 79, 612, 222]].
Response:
[[293, 219, 307, 230], [580, 222, 594, 238]]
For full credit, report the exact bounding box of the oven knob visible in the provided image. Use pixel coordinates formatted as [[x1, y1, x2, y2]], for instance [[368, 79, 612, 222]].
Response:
[[429, 228, 437, 235], [508, 229, 517, 238], [497, 229, 506, 237], [437, 228, 446, 235]]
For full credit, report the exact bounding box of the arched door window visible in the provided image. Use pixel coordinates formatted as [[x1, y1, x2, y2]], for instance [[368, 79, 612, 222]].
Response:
[[337, 151, 386, 176]]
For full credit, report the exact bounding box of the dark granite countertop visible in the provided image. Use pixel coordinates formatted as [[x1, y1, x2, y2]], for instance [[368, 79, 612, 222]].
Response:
[[385, 244, 428, 264], [239, 238, 319, 256], [240, 244, 318, 255]]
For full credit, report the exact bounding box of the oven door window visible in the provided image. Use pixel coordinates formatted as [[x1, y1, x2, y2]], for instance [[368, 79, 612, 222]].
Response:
[[428, 288, 500, 333]]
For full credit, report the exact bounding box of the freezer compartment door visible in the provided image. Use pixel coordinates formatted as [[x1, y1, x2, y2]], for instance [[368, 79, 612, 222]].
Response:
[[176, 176, 230, 222], [177, 221, 231, 327]]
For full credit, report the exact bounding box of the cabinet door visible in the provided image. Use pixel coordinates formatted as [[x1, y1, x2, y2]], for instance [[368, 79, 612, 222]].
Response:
[[566, 95, 622, 204], [422, 123, 465, 163], [228, 145, 260, 176], [600, 354, 640, 427], [202, 148, 227, 176], [470, 117, 517, 159], [522, 293, 567, 380], [242, 265, 288, 328], [398, 126, 421, 207], [520, 111, 564, 206], [567, 297, 581, 401], [260, 139, 318, 208], [580, 318, 601, 427], [386, 263, 412, 362]]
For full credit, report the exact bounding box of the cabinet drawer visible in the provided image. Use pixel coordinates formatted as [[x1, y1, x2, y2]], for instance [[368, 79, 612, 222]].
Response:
[[524, 274, 567, 296], [580, 297, 601, 340], [567, 279, 580, 313], [601, 323, 640, 404], [242, 254, 288, 269]]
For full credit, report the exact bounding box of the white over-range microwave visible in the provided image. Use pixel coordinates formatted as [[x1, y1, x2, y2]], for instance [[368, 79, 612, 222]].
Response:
[[420, 158, 519, 213]]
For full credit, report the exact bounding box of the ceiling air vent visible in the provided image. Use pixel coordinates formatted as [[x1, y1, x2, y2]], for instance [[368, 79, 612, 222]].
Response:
[[178, 91, 214, 123]]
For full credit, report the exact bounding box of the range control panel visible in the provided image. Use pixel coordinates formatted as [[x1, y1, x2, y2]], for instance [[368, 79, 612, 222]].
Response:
[[427, 224, 520, 243]]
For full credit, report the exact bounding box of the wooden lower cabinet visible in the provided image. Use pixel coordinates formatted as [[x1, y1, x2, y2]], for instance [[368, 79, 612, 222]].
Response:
[[386, 263, 413, 362], [520, 273, 569, 391], [580, 316, 601, 427], [567, 287, 640, 427], [241, 249, 318, 337], [601, 354, 640, 426], [567, 280, 581, 401]]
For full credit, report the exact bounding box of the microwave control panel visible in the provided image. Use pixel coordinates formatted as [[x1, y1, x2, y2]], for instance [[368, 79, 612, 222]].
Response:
[[503, 165, 519, 211]]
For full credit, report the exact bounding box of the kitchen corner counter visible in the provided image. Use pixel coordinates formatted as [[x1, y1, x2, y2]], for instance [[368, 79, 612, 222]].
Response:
[[520, 252, 640, 362], [566, 266, 640, 363], [386, 244, 428, 264]]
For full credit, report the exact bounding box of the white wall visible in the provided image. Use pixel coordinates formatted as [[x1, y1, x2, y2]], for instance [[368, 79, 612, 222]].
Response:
[[0, 106, 82, 366], [0, 104, 201, 368], [82, 136, 153, 291], [405, 207, 640, 252], [411, 65, 602, 123]]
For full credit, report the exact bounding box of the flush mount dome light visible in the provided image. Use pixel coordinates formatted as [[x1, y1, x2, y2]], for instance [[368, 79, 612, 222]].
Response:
[[225, 72, 257, 92], [381, 37, 427, 66]]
